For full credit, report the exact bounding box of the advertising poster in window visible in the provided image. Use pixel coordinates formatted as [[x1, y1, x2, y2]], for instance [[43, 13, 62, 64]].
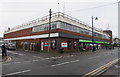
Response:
[[44, 42, 49, 46], [61, 42, 67, 48]]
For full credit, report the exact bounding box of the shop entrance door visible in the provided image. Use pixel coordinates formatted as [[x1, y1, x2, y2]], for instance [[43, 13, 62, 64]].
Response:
[[41, 42, 44, 51]]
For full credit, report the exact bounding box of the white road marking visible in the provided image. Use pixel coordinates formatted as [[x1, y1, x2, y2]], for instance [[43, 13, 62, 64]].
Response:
[[33, 60, 38, 62], [70, 55, 74, 57], [3, 62, 21, 66], [3, 63, 11, 66], [8, 51, 24, 56], [33, 56, 46, 60], [19, 54, 24, 56], [33, 56, 41, 58], [46, 55, 75, 60], [88, 56, 100, 59], [14, 62, 21, 64], [6, 69, 31, 76], [51, 60, 80, 67], [51, 57, 56, 59], [45, 58, 50, 59], [33, 55, 76, 61]]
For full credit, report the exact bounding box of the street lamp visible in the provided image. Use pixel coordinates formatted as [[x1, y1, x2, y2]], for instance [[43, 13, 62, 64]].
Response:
[[92, 16, 98, 52]]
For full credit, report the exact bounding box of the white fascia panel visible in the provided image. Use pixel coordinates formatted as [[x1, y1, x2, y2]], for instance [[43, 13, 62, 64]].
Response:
[[4, 33, 59, 41], [4, 17, 58, 34]]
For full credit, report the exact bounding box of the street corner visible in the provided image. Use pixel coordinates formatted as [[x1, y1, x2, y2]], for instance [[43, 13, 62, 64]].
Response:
[[1, 56, 12, 64]]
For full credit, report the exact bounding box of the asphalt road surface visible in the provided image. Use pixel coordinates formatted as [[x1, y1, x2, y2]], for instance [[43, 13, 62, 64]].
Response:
[[1, 48, 119, 76]]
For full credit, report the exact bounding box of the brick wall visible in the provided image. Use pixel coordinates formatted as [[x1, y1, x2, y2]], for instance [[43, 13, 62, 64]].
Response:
[[4, 28, 110, 42]]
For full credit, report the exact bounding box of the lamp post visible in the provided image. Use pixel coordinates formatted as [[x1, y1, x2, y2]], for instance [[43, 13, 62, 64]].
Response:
[[92, 16, 98, 52]]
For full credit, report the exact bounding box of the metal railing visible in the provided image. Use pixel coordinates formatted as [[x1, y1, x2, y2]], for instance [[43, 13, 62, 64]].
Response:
[[4, 12, 109, 36]]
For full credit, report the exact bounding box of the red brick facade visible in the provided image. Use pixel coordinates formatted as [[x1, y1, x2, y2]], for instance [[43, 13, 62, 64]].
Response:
[[4, 27, 112, 52], [4, 28, 111, 42], [103, 30, 112, 43]]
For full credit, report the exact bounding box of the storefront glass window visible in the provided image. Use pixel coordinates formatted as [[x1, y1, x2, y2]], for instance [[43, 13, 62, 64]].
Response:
[[32, 22, 57, 33], [68, 40, 72, 49], [32, 21, 109, 40], [59, 21, 109, 39]]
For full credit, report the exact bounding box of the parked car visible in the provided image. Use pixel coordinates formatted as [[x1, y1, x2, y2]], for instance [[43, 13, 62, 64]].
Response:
[[5, 42, 16, 50]]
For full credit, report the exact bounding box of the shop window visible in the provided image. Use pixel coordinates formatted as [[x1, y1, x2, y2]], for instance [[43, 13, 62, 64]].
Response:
[[51, 23, 57, 30], [68, 40, 72, 49], [73, 41, 77, 49], [61, 42, 68, 48], [51, 40, 56, 49]]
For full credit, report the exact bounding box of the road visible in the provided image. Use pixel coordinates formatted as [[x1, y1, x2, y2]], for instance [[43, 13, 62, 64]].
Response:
[[1, 48, 119, 76]]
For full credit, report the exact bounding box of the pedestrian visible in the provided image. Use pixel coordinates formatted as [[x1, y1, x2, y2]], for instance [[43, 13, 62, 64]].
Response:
[[2, 43, 7, 57], [86, 46, 88, 52], [83, 45, 87, 52], [93, 46, 96, 51]]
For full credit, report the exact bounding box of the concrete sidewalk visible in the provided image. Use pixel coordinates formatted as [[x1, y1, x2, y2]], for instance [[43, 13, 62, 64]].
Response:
[[98, 60, 120, 77]]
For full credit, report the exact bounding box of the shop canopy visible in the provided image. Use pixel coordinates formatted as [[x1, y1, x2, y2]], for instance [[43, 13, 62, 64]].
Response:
[[79, 39, 110, 44]]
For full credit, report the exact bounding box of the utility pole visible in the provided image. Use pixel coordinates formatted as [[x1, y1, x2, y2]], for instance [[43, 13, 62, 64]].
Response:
[[92, 16, 98, 52], [92, 16, 94, 52], [48, 9, 52, 53]]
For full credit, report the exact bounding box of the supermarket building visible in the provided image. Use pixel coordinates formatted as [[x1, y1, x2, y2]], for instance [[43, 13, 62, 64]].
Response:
[[4, 12, 112, 52]]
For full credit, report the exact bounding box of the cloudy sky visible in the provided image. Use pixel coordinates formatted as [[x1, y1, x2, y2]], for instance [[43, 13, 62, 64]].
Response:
[[0, 0, 119, 38]]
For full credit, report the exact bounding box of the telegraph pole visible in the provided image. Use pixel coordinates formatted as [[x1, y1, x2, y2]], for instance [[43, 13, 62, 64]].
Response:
[[48, 9, 52, 53], [92, 16, 94, 52]]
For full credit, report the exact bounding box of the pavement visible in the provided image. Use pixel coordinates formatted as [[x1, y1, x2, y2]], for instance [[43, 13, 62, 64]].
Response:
[[97, 48, 120, 77], [11, 48, 116, 58], [97, 61, 120, 77], [97, 58, 120, 77], [1, 48, 119, 76]]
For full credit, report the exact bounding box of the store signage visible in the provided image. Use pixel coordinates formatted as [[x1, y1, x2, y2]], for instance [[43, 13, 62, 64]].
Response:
[[79, 39, 110, 44], [94, 41, 104, 43], [79, 40, 92, 43], [61, 42, 67, 48]]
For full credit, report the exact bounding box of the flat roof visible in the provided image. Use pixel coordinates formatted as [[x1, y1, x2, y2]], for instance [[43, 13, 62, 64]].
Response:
[[4, 12, 110, 37]]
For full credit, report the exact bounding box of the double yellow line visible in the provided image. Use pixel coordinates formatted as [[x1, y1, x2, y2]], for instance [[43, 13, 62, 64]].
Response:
[[0, 56, 12, 64], [82, 58, 119, 77]]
